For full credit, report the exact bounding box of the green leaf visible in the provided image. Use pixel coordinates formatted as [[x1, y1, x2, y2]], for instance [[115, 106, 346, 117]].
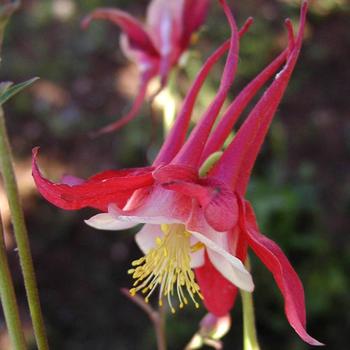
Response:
[[0, 77, 39, 105]]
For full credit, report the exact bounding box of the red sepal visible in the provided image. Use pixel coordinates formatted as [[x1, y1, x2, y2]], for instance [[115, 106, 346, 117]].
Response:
[[32, 148, 154, 212], [195, 252, 238, 317], [152, 164, 198, 182], [81, 8, 158, 56], [181, 0, 210, 49], [243, 200, 323, 346]]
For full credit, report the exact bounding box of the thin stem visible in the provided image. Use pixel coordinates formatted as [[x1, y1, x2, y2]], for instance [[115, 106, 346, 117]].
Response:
[[0, 106, 49, 350], [0, 211, 27, 350], [240, 257, 261, 350], [154, 303, 167, 350], [121, 289, 167, 350]]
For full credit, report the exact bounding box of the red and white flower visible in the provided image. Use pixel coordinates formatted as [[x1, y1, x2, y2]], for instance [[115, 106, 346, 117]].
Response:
[[33, 1, 321, 345], [82, 0, 210, 134]]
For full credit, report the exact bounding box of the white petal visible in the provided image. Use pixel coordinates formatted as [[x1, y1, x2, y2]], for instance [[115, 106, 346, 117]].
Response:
[[190, 248, 205, 269], [135, 224, 163, 254], [106, 185, 191, 225], [85, 213, 138, 231], [190, 230, 254, 292], [108, 202, 181, 225], [208, 249, 254, 292]]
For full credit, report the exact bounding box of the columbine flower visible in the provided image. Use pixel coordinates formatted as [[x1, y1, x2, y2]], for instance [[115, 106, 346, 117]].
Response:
[[33, 0, 321, 345], [82, 0, 209, 135]]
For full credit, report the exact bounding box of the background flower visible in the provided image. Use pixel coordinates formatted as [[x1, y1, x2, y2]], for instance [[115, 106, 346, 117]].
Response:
[[82, 0, 210, 135]]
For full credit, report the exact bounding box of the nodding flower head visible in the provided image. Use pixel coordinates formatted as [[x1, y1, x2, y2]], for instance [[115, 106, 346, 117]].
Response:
[[33, 1, 322, 345], [82, 0, 210, 135]]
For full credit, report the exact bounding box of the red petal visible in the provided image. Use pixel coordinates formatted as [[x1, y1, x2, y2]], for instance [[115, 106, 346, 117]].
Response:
[[243, 201, 323, 346], [161, 177, 238, 232], [81, 8, 158, 56], [152, 164, 197, 182], [154, 40, 230, 166], [32, 148, 154, 211], [201, 48, 287, 162], [154, 18, 253, 166], [196, 253, 238, 317], [180, 0, 210, 49], [203, 179, 239, 232], [211, 3, 308, 194], [172, 0, 240, 167]]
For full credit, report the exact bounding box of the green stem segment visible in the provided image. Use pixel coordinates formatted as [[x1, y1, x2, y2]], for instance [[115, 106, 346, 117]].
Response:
[[0, 212, 27, 350], [0, 107, 49, 350], [240, 257, 261, 350]]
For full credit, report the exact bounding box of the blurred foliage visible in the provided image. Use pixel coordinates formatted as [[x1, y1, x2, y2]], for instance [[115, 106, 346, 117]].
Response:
[[0, 0, 349, 349]]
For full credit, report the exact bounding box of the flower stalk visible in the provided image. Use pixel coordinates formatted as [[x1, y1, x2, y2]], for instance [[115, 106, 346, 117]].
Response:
[[0, 106, 49, 350], [240, 257, 260, 350], [121, 289, 167, 350], [0, 210, 27, 350]]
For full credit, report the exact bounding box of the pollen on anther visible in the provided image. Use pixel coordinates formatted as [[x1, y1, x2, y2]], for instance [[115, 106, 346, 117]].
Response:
[[128, 224, 203, 313]]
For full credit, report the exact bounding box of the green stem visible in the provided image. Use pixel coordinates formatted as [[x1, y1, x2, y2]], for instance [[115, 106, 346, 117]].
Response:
[[240, 257, 261, 350], [0, 106, 49, 350], [0, 211, 27, 350], [121, 289, 166, 350]]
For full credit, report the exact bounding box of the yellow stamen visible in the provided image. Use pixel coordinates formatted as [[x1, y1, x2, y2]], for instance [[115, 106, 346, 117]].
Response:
[[128, 224, 204, 311], [191, 242, 205, 253]]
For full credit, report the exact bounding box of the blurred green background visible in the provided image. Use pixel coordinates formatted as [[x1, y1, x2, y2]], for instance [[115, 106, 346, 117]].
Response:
[[0, 0, 349, 349]]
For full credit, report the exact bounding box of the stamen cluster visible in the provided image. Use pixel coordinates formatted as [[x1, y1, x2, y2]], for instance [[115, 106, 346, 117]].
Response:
[[128, 224, 203, 313]]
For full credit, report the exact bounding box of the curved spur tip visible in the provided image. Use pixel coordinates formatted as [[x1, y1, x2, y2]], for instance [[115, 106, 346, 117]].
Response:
[[284, 18, 295, 47], [302, 0, 309, 11], [239, 17, 254, 36], [32, 146, 40, 157], [245, 16, 254, 27], [284, 18, 293, 28]]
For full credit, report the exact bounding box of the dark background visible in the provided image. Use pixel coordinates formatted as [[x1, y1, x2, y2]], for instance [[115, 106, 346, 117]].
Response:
[[0, 0, 349, 349]]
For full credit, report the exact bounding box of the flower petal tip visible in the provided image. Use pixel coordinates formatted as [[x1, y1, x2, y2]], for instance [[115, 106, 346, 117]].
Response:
[[85, 213, 137, 231], [242, 277, 254, 293], [298, 333, 324, 347], [310, 339, 325, 347], [235, 265, 254, 292]]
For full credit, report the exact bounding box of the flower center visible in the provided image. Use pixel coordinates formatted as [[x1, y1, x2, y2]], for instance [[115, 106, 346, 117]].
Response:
[[128, 224, 203, 313]]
